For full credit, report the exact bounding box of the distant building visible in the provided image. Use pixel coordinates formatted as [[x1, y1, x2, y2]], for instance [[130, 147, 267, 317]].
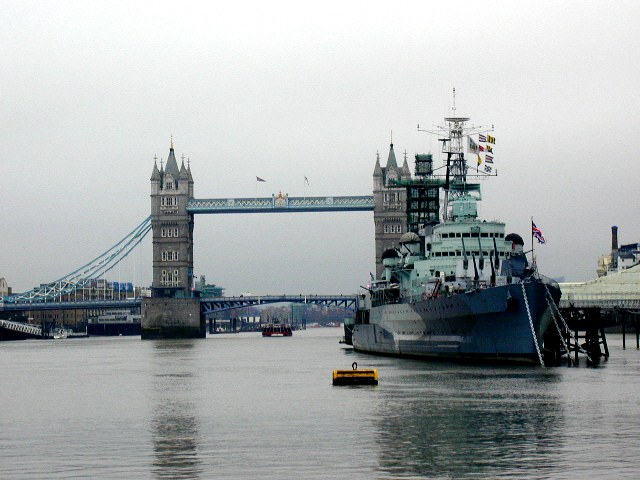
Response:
[[194, 275, 224, 297], [0, 278, 11, 297], [598, 226, 640, 277], [21, 278, 146, 327]]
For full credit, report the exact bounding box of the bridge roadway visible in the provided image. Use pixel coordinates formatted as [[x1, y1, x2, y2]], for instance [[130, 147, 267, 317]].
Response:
[[187, 195, 375, 214], [4, 292, 640, 313], [200, 294, 358, 313], [0, 295, 359, 313]]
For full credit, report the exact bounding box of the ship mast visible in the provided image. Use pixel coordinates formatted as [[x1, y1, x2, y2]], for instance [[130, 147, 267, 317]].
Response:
[[418, 88, 491, 222], [441, 89, 470, 220]]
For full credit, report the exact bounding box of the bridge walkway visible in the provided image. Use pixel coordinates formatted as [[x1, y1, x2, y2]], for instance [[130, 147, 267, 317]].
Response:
[[0, 319, 44, 339]]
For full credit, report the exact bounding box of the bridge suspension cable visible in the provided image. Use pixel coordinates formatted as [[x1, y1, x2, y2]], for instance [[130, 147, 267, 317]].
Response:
[[5, 216, 152, 303]]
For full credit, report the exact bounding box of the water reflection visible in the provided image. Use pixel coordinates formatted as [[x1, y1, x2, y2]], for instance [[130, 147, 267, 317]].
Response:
[[374, 364, 564, 479], [150, 340, 203, 479]]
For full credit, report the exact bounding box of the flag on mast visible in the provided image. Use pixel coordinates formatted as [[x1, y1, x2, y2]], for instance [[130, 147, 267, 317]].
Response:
[[256, 176, 266, 182], [468, 136, 479, 153], [304, 176, 309, 185], [532, 222, 546, 244]]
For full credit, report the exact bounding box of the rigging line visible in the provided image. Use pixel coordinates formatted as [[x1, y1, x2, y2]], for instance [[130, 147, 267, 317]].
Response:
[[44, 223, 153, 298], [89, 224, 152, 282], [8, 219, 152, 302], [73, 222, 152, 281], [68, 218, 152, 281], [53, 220, 152, 287], [46, 216, 151, 285]]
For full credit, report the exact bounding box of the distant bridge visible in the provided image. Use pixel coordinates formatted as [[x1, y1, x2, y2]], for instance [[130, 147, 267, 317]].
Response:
[[200, 294, 358, 314], [0, 298, 140, 312], [0, 295, 358, 314]]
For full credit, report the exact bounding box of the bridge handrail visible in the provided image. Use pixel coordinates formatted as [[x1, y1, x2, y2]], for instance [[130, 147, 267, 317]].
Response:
[[187, 195, 375, 213], [0, 319, 43, 335]]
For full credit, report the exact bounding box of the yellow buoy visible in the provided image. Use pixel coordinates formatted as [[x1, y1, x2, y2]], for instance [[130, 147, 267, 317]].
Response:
[[332, 362, 378, 385]]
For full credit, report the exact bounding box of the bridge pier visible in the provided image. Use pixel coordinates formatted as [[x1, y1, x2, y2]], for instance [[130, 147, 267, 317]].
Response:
[[141, 298, 205, 339]]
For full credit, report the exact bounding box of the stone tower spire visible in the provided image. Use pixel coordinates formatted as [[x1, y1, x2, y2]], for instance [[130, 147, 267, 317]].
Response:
[[386, 142, 398, 170], [373, 151, 383, 191], [401, 150, 412, 182]]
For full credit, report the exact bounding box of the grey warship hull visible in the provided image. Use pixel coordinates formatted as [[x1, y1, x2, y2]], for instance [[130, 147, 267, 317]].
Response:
[[352, 279, 560, 365]]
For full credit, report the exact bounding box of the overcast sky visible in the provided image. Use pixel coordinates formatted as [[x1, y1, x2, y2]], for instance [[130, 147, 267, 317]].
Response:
[[2, 1, 638, 295]]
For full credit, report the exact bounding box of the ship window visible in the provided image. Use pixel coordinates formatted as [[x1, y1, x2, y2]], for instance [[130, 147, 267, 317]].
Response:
[[471, 232, 479, 237], [481, 233, 488, 237], [456, 233, 461, 237], [462, 233, 470, 238]]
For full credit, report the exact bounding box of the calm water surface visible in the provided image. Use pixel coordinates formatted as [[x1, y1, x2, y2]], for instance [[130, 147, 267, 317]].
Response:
[[2, 329, 640, 479]]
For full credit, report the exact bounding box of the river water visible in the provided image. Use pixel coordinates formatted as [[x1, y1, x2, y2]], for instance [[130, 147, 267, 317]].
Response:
[[1, 329, 640, 479]]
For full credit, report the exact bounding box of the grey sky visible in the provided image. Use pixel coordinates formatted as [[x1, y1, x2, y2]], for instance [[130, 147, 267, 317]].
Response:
[[2, 1, 638, 295]]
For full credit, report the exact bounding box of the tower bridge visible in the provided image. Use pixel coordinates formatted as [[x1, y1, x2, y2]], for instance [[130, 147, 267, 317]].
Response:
[[141, 139, 420, 338], [3, 140, 640, 340], [1, 139, 422, 338]]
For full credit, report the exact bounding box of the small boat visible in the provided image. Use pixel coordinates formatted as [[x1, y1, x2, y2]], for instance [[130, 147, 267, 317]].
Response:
[[261, 322, 293, 337], [52, 328, 68, 339]]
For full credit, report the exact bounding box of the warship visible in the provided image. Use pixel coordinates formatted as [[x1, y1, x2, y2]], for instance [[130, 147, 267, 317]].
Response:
[[351, 103, 561, 365]]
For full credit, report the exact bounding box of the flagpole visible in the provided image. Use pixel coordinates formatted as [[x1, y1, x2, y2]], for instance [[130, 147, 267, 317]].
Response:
[[531, 216, 535, 270]]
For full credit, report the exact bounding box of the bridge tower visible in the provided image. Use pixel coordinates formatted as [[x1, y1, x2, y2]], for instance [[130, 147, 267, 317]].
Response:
[[141, 141, 205, 339], [373, 142, 411, 278]]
